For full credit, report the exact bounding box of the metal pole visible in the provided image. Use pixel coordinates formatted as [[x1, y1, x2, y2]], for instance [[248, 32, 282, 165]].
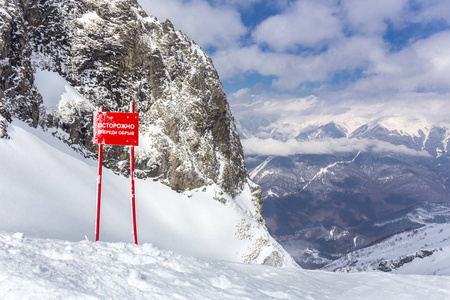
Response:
[[95, 107, 104, 241], [130, 102, 138, 245]]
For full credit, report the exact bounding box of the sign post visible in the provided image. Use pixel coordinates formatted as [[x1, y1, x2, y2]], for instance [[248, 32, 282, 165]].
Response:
[[130, 102, 138, 245], [95, 107, 104, 242], [94, 102, 139, 244]]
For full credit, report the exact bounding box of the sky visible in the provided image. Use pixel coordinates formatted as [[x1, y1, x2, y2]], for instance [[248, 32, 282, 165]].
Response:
[[137, 0, 450, 155], [137, 0, 450, 98]]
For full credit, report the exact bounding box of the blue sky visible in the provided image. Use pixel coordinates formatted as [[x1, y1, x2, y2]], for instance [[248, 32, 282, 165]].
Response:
[[137, 0, 450, 102], [137, 0, 450, 156]]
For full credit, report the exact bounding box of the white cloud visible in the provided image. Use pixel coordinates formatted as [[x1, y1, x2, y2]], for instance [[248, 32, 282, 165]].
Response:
[[410, 0, 450, 24], [137, 0, 246, 49], [217, 25, 450, 96], [138, 0, 450, 99], [209, 0, 262, 9], [229, 88, 450, 146], [135, 0, 450, 162], [342, 30, 450, 97], [213, 36, 385, 90], [410, 30, 450, 90], [241, 137, 431, 157], [252, 0, 342, 51], [341, 0, 408, 35], [229, 89, 319, 117]]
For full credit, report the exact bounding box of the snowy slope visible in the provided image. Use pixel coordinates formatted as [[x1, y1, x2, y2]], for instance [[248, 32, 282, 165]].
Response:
[[324, 223, 450, 275], [0, 119, 294, 267], [1, 231, 450, 300]]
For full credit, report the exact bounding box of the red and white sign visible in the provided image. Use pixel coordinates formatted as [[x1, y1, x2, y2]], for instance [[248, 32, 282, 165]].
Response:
[[94, 103, 139, 245], [94, 112, 139, 146]]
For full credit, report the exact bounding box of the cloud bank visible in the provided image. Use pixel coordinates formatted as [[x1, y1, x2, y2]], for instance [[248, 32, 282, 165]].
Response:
[[229, 89, 450, 157], [241, 137, 431, 157]]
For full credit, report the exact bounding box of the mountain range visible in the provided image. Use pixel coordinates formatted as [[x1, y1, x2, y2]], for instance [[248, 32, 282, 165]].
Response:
[[231, 97, 450, 268]]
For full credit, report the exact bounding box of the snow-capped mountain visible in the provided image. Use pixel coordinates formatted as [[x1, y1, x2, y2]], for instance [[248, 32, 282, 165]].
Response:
[[324, 222, 450, 275], [0, 0, 294, 266], [229, 95, 450, 268]]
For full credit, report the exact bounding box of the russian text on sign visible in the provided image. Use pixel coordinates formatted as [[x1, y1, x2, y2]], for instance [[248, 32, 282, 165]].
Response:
[[94, 112, 139, 146]]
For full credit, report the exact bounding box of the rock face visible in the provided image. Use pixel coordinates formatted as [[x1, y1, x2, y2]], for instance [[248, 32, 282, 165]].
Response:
[[1, 0, 248, 198], [0, 0, 41, 133]]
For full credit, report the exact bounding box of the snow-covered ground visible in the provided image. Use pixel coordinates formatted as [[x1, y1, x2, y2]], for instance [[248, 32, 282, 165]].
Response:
[[1, 231, 450, 300], [0, 119, 293, 266]]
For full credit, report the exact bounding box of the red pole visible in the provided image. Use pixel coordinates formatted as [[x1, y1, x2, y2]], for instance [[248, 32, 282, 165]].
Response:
[[95, 107, 104, 242], [130, 102, 138, 245]]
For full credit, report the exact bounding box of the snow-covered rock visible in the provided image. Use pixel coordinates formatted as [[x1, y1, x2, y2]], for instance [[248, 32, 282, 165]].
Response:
[[1, 0, 248, 197]]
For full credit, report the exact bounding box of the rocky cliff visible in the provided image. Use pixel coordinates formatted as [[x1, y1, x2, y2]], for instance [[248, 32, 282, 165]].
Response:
[[1, 0, 253, 198]]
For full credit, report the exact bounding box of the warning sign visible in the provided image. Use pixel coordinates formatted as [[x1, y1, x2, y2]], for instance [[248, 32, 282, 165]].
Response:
[[94, 112, 139, 146]]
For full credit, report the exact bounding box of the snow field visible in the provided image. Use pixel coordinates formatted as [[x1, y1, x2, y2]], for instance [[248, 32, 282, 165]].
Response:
[[1, 231, 449, 299]]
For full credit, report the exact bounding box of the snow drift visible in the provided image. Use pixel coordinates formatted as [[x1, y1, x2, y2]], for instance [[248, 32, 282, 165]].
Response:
[[1, 231, 449, 299]]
